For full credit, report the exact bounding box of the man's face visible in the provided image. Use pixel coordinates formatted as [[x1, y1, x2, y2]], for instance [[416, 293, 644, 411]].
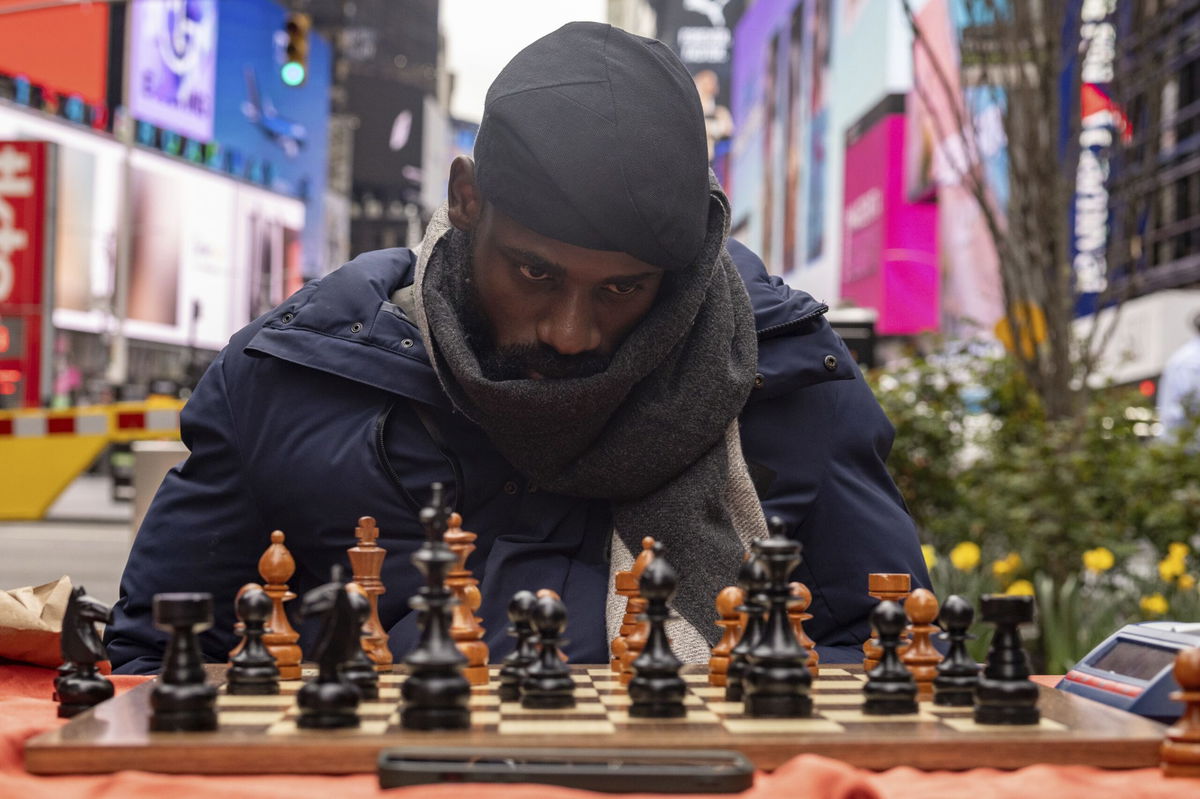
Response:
[[459, 196, 666, 381]]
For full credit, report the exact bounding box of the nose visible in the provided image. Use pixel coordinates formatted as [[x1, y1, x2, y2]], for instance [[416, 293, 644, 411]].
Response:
[[536, 290, 602, 355]]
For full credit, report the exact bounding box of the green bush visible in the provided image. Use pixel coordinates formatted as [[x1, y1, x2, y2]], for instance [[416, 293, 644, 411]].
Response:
[[870, 345, 1200, 673]]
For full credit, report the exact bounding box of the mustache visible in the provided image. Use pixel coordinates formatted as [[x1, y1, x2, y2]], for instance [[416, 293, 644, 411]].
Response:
[[479, 342, 611, 381]]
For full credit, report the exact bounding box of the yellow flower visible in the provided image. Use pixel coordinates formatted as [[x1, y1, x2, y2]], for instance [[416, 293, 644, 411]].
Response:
[[1140, 593, 1169, 616], [922, 545, 938, 570], [1180, 574, 1196, 591], [992, 552, 1022, 581], [1169, 542, 1190, 560], [1159, 556, 1187, 582], [949, 542, 981, 571], [1082, 547, 1115, 574], [1005, 579, 1035, 596]]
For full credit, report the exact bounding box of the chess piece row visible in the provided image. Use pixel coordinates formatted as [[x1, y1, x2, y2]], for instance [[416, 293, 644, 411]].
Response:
[[862, 590, 1041, 725], [248, 510, 487, 685]]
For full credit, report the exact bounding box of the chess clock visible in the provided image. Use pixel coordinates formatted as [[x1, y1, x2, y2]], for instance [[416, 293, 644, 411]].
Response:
[[1056, 621, 1200, 722]]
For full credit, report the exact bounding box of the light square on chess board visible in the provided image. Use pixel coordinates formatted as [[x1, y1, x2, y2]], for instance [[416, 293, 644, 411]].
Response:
[[24, 664, 1166, 775]]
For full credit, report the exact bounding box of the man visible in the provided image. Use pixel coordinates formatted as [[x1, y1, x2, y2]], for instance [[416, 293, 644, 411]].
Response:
[[105, 23, 929, 673], [1158, 310, 1200, 442]]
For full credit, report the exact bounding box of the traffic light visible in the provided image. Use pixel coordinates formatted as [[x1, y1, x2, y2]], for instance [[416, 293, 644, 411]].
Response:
[[282, 12, 311, 86]]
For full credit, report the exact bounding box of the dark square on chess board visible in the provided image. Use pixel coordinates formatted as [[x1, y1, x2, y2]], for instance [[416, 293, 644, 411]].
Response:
[[24, 664, 1166, 774]]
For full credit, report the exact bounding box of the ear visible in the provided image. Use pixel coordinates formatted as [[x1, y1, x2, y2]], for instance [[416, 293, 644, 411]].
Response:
[[447, 156, 482, 232]]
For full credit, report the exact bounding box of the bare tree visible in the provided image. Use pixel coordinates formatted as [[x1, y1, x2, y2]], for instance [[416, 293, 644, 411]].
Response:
[[899, 0, 1125, 421]]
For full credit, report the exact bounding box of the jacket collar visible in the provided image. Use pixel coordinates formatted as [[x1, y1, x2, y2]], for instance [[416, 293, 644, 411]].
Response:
[[243, 248, 450, 407]]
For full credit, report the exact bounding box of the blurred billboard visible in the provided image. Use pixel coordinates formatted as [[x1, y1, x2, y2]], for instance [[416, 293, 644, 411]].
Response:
[[0, 0, 110, 105], [0, 141, 52, 407], [841, 97, 938, 335], [211, 0, 331, 279], [348, 73, 426, 201], [654, 0, 737, 169], [0, 104, 304, 355], [729, 0, 833, 299], [127, 0, 219, 142], [904, 0, 1005, 336]]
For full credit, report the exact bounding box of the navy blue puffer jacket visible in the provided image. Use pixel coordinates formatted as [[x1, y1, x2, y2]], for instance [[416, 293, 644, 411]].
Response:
[[105, 240, 930, 673]]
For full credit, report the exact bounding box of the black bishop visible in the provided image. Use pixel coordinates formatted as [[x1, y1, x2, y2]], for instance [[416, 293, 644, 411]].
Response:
[[725, 552, 770, 703], [743, 518, 812, 717]]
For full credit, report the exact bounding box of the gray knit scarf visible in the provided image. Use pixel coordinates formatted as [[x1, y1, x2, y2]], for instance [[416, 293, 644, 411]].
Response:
[[412, 181, 764, 645]]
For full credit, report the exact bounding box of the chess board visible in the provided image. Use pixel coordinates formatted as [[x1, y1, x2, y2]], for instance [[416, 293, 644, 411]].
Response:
[[24, 664, 1166, 775]]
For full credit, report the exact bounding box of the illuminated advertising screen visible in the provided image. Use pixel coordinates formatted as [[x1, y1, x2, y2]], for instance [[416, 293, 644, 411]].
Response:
[[121, 152, 302, 351], [654, 1, 736, 168], [0, 102, 304, 354], [730, 0, 803, 275], [127, 0, 219, 142], [729, 0, 833, 295], [0, 140, 52, 407], [0, 0, 110, 105], [211, 0, 331, 278], [841, 101, 938, 335], [236, 184, 305, 324], [904, 0, 1005, 336]]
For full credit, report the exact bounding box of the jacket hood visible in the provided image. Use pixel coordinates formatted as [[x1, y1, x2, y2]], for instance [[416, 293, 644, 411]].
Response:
[[243, 241, 854, 405], [244, 247, 447, 406]]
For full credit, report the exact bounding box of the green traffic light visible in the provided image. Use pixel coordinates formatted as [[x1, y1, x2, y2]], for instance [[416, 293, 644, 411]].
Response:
[[281, 61, 306, 86]]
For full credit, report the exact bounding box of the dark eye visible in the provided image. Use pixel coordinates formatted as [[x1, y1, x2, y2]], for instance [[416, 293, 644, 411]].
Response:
[[519, 264, 552, 281], [604, 281, 641, 296]]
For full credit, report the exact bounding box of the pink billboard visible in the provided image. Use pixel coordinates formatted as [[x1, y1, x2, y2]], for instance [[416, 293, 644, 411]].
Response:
[[841, 101, 938, 335]]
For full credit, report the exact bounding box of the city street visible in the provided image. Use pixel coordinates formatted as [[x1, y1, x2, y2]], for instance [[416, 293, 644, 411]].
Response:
[[0, 475, 132, 608]]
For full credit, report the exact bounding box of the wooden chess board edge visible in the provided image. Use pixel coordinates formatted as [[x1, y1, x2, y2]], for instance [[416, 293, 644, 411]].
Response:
[[24, 732, 1166, 775], [24, 665, 1169, 775]]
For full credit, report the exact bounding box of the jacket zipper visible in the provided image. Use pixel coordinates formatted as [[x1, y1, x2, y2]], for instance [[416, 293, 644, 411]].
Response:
[[757, 304, 830, 341], [374, 402, 423, 515]]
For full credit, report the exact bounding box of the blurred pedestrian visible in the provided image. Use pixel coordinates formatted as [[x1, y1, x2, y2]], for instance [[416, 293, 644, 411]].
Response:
[[1157, 310, 1200, 440]]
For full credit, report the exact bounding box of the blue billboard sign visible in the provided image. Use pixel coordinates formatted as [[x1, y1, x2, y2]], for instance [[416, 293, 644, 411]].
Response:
[[212, 0, 331, 279]]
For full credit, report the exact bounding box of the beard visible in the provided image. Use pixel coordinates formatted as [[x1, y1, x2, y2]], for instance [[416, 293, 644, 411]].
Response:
[[447, 231, 610, 382], [460, 278, 611, 381]]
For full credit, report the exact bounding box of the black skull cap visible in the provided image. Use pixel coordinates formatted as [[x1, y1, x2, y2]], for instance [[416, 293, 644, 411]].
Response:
[[473, 22, 710, 271]]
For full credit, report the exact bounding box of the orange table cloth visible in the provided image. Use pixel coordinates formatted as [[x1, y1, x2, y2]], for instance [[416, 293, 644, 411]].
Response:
[[2, 664, 1194, 799]]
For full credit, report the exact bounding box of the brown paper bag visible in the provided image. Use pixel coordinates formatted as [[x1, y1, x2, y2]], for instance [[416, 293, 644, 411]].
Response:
[[0, 575, 73, 668]]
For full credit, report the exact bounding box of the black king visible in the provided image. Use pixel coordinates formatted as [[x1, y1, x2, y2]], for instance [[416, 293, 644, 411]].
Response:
[[399, 483, 471, 730]]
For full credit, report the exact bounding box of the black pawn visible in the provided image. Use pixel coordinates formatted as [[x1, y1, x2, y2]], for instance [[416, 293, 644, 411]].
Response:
[[498, 590, 538, 702], [862, 600, 918, 715], [341, 587, 381, 700], [933, 594, 979, 707], [725, 553, 770, 702], [744, 519, 812, 717], [629, 544, 686, 718], [226, 586, 280, 695], [974, 594, 1040, 725], [401, 484, 471, 730], [56, 585, 114, 718], [522, 594, 576, 709], [297, 567, 361, 729], [150, 593, 218, 731]]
